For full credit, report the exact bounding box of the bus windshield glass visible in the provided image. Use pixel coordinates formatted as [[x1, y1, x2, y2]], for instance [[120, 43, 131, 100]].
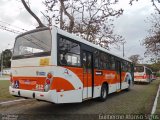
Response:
[[134, 66, 144, 72], [13, 28, 51, 59]]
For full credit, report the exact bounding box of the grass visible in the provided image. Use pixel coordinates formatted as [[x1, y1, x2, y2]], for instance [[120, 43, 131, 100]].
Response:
[[136, 80, 160, 114], [155, 97, 160, 114], [0, 80, 18, 102], [0, 74, 10, 77], [155, 79, 160, 114]]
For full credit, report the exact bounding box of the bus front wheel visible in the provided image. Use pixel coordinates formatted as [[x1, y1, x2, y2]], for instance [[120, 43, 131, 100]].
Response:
[[99, 84, 108, 102]]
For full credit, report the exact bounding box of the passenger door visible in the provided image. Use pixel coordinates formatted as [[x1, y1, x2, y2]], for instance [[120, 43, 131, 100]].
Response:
[[116, 60, 122, 90], [82, 51, 93, 99]]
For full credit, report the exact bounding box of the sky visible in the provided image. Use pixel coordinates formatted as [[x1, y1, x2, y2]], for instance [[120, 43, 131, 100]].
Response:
[[0, 0, 156, 63]]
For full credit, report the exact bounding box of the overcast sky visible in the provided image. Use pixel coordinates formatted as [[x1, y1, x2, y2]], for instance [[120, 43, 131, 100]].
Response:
[[0, 0, 155, 63]]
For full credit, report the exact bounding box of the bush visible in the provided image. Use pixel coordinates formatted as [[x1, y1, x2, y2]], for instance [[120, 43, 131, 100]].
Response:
[[156, 72, 160, 77]]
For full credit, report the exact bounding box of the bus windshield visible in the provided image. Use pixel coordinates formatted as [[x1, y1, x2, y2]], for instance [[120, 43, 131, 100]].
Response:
[[134, 66, 144, 72], [13, 28, 51, 59]]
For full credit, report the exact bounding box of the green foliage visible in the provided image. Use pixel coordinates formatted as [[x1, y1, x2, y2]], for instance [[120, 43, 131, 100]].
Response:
[[149, 60, 160, 72], [156, 72, 160, 77], [0, 49, 12, 70], [0, 80, 17, 101]]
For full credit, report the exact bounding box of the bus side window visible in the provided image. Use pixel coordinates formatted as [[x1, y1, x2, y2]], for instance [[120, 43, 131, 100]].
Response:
[[58, 36, 81, 67], [99, 53, 103, 69], [105, 54, 111, 70], [94, 50, 99, 68], [100, 52, 107, 69], [110, 56, 115, 70], [82, 52, 87, 73], [87, 54, 92, 73], [60, 54, 67, 65]]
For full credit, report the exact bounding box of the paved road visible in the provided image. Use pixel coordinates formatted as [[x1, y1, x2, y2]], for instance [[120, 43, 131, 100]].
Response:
[[0, 80, 160, 120]]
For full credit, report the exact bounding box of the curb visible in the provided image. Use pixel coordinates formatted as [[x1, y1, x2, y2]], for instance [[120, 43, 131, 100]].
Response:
[[151, 84, 160, 114], [0, 99, 26, 105]]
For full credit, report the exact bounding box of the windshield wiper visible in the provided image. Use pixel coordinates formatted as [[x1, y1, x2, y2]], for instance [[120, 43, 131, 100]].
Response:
[[23, 53, 34, 57]]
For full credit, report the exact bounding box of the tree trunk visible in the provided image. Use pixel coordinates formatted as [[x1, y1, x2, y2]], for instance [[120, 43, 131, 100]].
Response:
[[21, 0, 45, 28], [60, 0, 74, 33]]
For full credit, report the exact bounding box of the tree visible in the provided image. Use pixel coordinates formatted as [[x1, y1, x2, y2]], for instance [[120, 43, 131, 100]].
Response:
[[148, 60, 160, 72], [43, 0, 124, 49], [130, 0, 160, 59], [128, 54, 142, 64], [130, 0, 160, 14], [143, 12, 160, 58], [0, 49, 12, 70], [21, 0, 45, 28]]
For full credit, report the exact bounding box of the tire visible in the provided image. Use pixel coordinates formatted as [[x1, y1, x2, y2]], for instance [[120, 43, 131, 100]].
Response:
[[99, 84, 108, 102], [148, 79, 151, 84]]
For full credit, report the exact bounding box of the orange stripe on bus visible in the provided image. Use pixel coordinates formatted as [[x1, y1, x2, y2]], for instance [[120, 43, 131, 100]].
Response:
[[12, 76, 46, 90], [50, 77, 75, 91]]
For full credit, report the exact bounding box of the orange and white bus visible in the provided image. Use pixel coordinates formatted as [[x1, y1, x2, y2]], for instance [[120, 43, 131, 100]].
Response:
[[134, 65, 152, 83], [9, 26, 134, 103], [151, 72, 157, 80]]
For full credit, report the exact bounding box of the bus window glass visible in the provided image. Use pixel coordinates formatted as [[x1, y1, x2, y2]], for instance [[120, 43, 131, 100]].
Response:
[[105, 54, 109, 69], [127, 63, 131, 72], [121, 61, 130, 72], [82, 52, 87, 73], [94, 50, 99, 68], [110, 56, 115, 70], [58, 37, 81, 66], [100, 53, 107, 69], [134, 66, 144, 72], [13, 29, 51, 59], [87, 54, 92, 73]]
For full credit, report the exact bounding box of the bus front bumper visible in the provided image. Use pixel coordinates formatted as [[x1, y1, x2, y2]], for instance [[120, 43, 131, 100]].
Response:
[[134, 79, 149, 83], [9, 86, 57, 103]]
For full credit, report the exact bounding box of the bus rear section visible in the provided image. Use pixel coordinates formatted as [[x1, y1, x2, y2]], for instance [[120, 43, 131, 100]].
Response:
[[134, 66, 152, 83], [9, 27, 83, 104], [9, 27, 58, 103]]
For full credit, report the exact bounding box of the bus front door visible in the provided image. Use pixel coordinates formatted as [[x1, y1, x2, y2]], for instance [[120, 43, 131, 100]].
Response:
[[116, 61, 122, 90], [82, 51, 93, 99]]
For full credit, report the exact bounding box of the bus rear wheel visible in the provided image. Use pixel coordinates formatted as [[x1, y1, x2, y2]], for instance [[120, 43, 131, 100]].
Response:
[[99, 84, 108, 102]]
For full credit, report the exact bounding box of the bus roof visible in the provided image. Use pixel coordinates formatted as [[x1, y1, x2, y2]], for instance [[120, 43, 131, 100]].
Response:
[[15, 26, 132, 63], [135, 65, 152, 71], [54, 26, 131, 63]]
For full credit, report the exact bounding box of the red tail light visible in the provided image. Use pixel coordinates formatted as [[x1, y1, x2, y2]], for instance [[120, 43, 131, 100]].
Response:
[[40, 94, 44, 97], [46, 79, 50, 84], [143, 74, 147, 79]]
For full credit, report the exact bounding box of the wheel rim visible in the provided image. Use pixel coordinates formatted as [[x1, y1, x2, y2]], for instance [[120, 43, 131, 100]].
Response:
[[102, 88, 107, 98]]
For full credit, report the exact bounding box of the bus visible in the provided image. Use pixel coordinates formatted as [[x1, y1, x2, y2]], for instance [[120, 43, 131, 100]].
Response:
[[151, 72, 157, 80], [134, 65, 152, 83], [9, 26, 134, 103]]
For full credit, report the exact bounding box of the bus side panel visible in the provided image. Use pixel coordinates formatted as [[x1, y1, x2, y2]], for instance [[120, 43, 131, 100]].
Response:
[[121, 71, 131, 89], [57, 90, 82, 103], [49, 66, 83, 103], [94, 69, 131, 94]]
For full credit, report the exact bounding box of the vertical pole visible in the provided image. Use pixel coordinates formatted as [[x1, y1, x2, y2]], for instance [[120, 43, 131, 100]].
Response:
[[123, 42, 125, 57], [1, 51, 3, 77]]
